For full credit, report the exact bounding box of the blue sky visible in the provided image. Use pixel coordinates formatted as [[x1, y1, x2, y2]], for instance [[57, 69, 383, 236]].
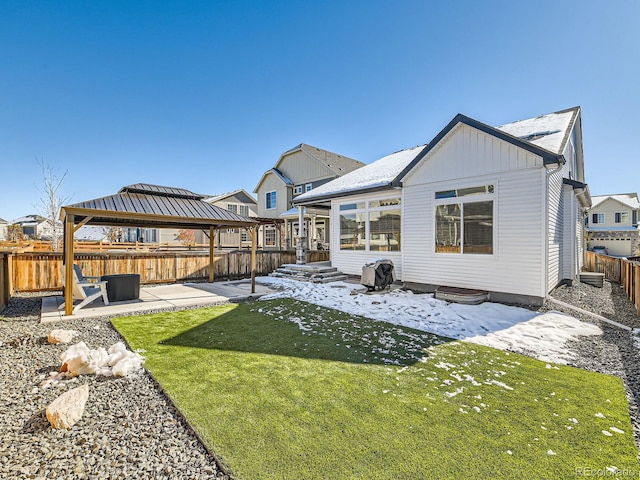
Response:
[[1, 0, 638, 222]]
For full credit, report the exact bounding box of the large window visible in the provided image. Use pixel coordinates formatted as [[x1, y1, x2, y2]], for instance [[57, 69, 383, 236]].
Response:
[[339, 198, 401, 251], [266, 191, 277, 210], [592, 213, 605, 224], [239, 205, 249, 217], [435, 185, 493, 255], [227, 203, 238, 214]]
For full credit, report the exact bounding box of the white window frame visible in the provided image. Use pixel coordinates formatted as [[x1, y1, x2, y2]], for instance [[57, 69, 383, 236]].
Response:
[[614, 211, 629, 224], [434, 184, 495, 255], [338, 197, 401, 251], [227, 203, 238, 214], [305, 183, 313, 192], [264, 226, 277, 246], [592, 213, 605, 224], [266, 191, 277, 210], [239, 205, 250, 217], [293, 185, 303, 195]]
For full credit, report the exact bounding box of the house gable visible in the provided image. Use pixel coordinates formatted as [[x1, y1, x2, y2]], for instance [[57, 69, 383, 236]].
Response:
[[275, 144, 364, 186], [205, 189, 257, 207], [402, 123, 544, 187]]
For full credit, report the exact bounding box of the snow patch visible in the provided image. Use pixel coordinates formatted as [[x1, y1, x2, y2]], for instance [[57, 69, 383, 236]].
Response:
[[257, 277, 601, 365]]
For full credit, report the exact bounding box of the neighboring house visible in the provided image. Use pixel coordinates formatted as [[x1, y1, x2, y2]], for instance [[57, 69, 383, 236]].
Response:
[[586, 193, 640, 257], [11, 214, 59, 240], [294, 107, 591, 305], [0, 218, 7, 240], [253, 143, 365, 249], [197, 189, 257, 248]]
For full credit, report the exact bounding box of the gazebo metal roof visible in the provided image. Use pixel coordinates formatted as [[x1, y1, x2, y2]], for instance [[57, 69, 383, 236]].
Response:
[[59, 183, 259, 316], [61, 183, 257, 230]]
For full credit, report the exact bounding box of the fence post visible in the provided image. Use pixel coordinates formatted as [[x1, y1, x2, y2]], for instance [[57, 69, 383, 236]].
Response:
[[635, 264, 640, 316]]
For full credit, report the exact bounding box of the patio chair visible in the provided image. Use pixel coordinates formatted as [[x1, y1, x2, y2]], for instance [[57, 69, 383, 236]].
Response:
[[60, 264, 110, 313]]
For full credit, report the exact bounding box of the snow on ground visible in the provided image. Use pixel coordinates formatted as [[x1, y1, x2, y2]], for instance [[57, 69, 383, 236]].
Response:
[[257, 277, 601, 365]]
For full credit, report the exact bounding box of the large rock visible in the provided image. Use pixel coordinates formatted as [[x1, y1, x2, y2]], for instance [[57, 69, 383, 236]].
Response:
[[45, 384, 89, 429], [47, 329, 78, 344]]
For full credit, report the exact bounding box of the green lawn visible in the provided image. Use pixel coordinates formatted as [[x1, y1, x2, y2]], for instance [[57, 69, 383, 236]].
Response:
[[112, 299, 639, 480]]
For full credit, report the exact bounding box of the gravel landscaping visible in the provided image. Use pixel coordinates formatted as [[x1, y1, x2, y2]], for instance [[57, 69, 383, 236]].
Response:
[[0, 293, 229, 480], [1, 280, 639, 479]]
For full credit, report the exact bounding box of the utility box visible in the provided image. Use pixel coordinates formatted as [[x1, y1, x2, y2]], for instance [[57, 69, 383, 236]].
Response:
[[361, 259, 395, 291]]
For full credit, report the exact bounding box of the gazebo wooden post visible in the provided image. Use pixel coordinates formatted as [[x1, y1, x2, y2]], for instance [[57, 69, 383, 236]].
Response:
[[64, 213, 75, 316], [251, 226, 257, 293], [209, 226, 215, 283]]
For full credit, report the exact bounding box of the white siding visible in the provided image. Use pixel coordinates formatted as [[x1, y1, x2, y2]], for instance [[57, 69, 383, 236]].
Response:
[[405, 124, 543, 186], [330, 190, 404, 278], [398, 123, 547, 298], [562, 184, 576, 280], [402, 169, 546, 298], [546, 166, 564, 290]]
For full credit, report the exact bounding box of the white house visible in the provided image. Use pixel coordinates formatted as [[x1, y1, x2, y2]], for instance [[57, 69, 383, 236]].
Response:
[[586, 193, 640, 257], [293, 107, 591, 305], [11, 214, 59, 241]]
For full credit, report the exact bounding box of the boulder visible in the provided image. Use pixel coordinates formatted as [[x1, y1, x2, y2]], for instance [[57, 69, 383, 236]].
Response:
[[45, 384, 89, 429], [47, 329, 78, 344]]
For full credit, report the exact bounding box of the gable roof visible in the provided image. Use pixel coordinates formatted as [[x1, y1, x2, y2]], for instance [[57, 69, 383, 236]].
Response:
[[254, 143, 363, 192], [293, 145, 426, 202], [203, 189, 257, 205], [253, 168, 294, 193], [296, 143, 364, 177], [495, 107, 579, 155], [294, 108, 579, 205], [590, 193, 640, 210]]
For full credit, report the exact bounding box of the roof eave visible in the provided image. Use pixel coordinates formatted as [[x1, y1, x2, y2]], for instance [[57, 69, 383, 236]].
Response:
[[293, 184, 398, 206]]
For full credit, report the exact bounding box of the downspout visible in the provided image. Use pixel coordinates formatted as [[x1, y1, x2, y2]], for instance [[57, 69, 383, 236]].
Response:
[[543, 157, 566, 299]]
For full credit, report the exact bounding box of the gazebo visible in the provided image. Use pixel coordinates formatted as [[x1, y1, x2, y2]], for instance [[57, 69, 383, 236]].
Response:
[[59, 183, 258, 316]]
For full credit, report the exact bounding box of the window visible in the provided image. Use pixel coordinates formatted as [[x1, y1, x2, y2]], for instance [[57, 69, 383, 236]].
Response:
[[241, 229, 250, 242], [227, 203, 238, 214], [305, 183, 313, 192], [339, 198, 401, 251], [615, 212, 629, 224], [435, 185, 493, 255], [435, 185, 494, 199], [266, 191, 277, 210], [592, 213, 605, 224], [239, 205, 249, 217], [340, 211, 366, 250], [264, 226, 276, 246], [293, 186, 303, 195]]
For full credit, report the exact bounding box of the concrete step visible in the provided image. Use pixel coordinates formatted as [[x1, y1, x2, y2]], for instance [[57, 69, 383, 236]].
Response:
[[270, 262, 347, 284]]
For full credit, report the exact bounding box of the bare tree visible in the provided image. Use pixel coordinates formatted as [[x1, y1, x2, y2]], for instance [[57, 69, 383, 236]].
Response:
[[102, 226, 124, 243], [35, 158, 71, 251]]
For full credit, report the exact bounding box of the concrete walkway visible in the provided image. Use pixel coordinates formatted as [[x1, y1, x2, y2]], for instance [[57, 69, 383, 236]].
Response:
[[41, 279, 278, 323]]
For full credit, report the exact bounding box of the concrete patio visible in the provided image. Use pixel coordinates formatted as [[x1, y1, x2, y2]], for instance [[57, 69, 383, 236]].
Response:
[[41, 279, 279, 323]]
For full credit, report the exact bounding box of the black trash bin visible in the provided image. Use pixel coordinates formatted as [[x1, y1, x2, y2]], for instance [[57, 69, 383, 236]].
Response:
[[101, 274, 140, 302]]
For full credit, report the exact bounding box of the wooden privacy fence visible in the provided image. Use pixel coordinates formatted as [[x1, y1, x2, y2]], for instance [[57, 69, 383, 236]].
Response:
[[583, 251, 622, 282], [584, 251, 640, 315], [4, 250, 329, 293]]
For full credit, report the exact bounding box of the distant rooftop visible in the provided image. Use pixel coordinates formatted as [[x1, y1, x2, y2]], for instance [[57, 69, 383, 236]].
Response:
[[590, 193, 640, 210]]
